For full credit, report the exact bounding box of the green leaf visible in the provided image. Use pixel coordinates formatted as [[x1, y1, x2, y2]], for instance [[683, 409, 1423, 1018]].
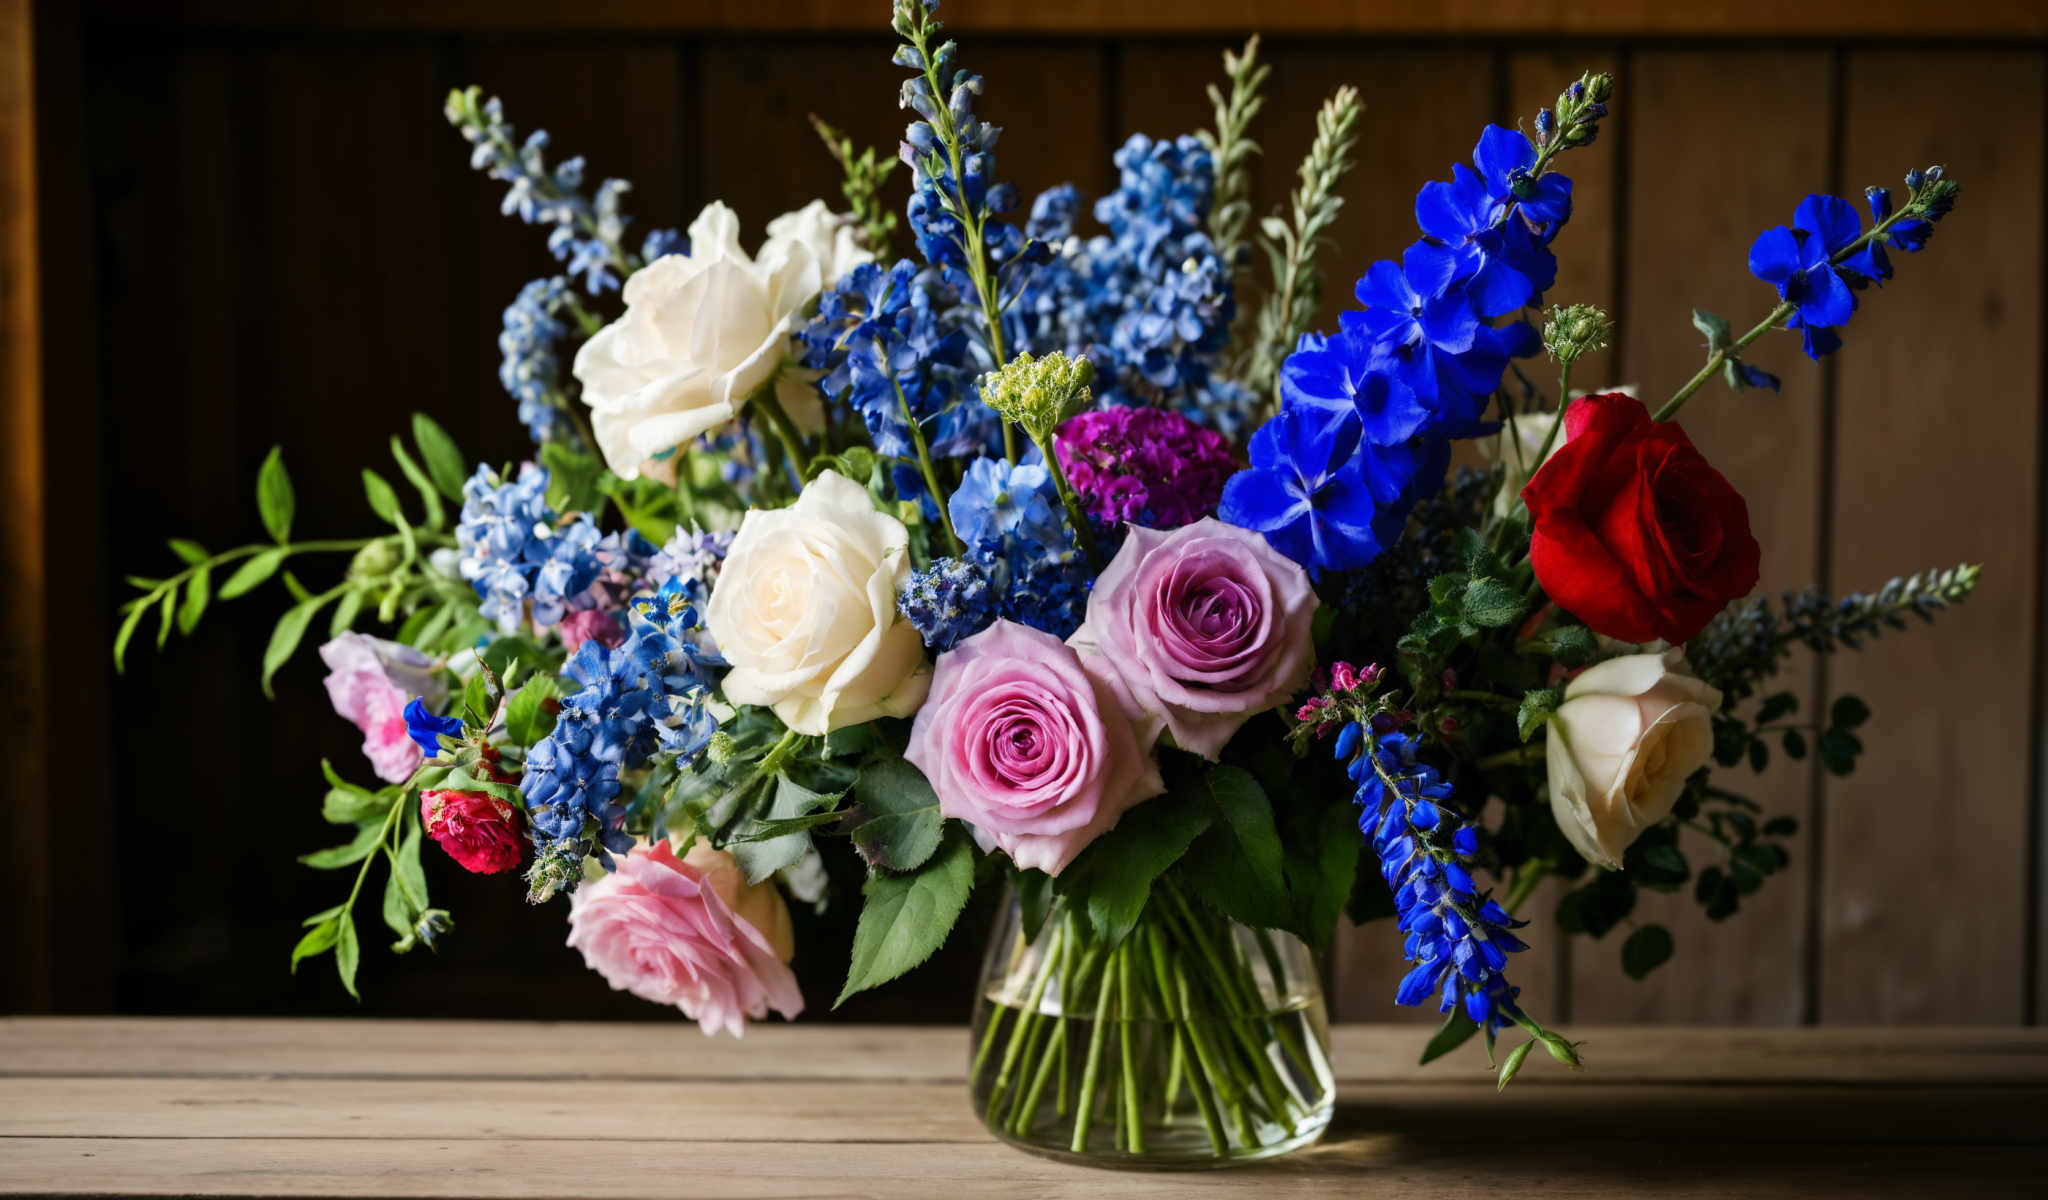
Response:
[[1746, 738, 1768, 772], [731, 773, 845, 883], [1544, 623, 1598, 667], [1421, 1010, 1480, 1065], [458, 668, 493, 726], [301, 904, 346, 927], [836, 828, 975, 1006], [1497, 1038, 1535, 1091], [823, 723, 885, 761], [218, 547, 288, 600], [1620, 923, 1675, 980], [1830, 694, 1871, 730], [335, 913, 361, 1000], [1463, 577, 1525, 628], [1064, 799, 1213, 946], [262, 590, 334, 698], [112, 595, 149, 671], [1517, 686, 1563, 741], [1016, 869, 1054, 945], [388, 436, 446, 529], [361, 468, 404, 527], [849, 756, 944, 873], [256, 446, 295, 544], [1782, 728, 1808, 760], [290, 917, 341, 972], [329, 587, 365, 638], [1762, 815, 1799, 837], [503, 675, 563, 747], [541, 441, 607, 514], [1295, 800, 1363, 949], [1755, 691, 1798, 725], [155, 588, 177, 649], [382, 856, 418, 940], [176, 563, 211, 635], [412, 413, 469, 503], [1691, 307, 1732, 352], [1195, 765, 1283, 893], [321, 779, 393, 825], [168, 538, 210, 565], [440, 766, 521, 806], [385, 811, 427, 946], [298, 822, 384, 869]]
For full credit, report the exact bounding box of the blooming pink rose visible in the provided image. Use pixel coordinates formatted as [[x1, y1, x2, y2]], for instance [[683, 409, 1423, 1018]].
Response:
[[566, 840, 803, 1036], [421, 765, 525, 875], [319, 633, 445, 784], [555, 608, 626, 653], [906, 620, 1163, 876], [1071, 517, 1319, 759]]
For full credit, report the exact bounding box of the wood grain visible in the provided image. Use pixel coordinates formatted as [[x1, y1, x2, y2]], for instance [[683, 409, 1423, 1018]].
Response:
[[73, 0, 2048, 37], [0, 1021, 2043, 1198], [1571, 49, 1835, 1024], [1820, 50, 2045, 1024]]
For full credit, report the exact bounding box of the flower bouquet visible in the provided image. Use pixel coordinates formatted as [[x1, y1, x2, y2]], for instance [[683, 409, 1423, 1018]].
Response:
[[117, 0, 1976, 1170]]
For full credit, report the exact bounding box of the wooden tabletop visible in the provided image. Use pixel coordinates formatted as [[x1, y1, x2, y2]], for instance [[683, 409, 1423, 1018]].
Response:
[[2, 1020, 2045, 1197]]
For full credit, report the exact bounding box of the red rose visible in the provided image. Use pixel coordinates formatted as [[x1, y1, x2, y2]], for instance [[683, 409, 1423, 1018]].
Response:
[[421, 768, 525, 875], [1521, 392, 1760, 644]]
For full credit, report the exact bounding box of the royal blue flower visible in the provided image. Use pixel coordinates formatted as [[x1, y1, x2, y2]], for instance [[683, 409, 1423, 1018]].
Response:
[[1280, 330, 1431, 448], [1414, 126, 1568, 318], [403, 698, 464, 757], [1340, 727, 1528, 1034], [1748, 194, 1872, 360], [1219, 408, 1418, 576]]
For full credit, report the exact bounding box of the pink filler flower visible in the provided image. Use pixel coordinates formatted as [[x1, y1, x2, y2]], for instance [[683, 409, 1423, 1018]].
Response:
[[318, 633, 445, 784], [906, 620, 1162, 876], [567, 840, 804, 1036], [1071, 517, 1318, 759]]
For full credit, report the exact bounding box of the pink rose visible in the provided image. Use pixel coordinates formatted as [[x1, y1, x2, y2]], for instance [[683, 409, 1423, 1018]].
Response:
[[421, 764, 525, 875], [556, 608, 626, 653], [566, 840, 803, 1036], [319, 633, 445, 784], [906, 620, 1163, 876], [1072, 517, 1319, 759]]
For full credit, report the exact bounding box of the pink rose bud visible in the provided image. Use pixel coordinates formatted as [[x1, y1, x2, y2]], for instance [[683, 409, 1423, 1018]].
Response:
[[421, 768, 526, 875], [567, 841, 803, 1037], [907, 620, 1163, 877], [1329, 661, 1360, 692], [1070, 518, 1319, 759]]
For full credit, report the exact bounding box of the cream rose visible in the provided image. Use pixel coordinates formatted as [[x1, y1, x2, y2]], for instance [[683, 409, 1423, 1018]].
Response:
[[705, 470, 930, 734], [1545, 647, 1721, 868], [572, 201, 869, 485]]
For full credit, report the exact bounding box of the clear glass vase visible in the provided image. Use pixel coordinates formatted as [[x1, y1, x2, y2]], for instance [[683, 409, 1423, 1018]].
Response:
[[967, 879, 1336, 1168]]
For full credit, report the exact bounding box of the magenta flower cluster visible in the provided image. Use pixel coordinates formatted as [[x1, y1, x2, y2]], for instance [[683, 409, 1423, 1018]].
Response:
[[1053, 406, 1241, 531]]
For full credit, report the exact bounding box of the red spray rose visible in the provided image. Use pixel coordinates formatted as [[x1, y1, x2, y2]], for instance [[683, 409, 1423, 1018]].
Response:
[[1521, 392, 1760, 645], [421, 766, 525, 875]]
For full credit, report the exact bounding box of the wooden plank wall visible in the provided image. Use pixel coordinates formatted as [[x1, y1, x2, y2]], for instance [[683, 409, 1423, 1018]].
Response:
[[15, 4, 2047, 1028]]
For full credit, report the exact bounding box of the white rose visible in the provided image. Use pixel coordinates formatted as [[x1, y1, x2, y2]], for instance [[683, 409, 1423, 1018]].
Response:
[[1482, 385, 1637, 519], [705, 470, 930, 735], [1545, 647, 1721, 868], [762, 199, 872, 285], [573, 201, 868, 486]]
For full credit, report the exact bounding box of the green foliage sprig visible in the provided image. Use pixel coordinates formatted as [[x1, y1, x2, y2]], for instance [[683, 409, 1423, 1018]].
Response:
[[810, 113, 900, 258], [1241, 85, 1364, 412], [1200, 34, 1268, 281]]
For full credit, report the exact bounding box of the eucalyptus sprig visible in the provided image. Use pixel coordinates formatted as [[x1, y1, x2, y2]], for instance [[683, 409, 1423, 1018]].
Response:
[[1242, 85, 1364, 412]]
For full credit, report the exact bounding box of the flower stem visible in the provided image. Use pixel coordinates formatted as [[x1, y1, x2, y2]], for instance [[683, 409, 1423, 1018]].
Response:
[[1116, 945, 1145, 1154], [1651, 301, 1795, 422], [1477, 742, 1547, 770], [1501, 856, 1553, 915], [1070, 942, 1117, 1153], [890, 375, 965, 554], [1028, 430, 1102, 570]]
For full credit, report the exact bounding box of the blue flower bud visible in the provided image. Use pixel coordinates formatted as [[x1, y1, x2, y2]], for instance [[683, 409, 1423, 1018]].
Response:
[[1865, 185, 1893, 220], [1334, 721, 1363, 759], [1904, 167, 1925, 190]]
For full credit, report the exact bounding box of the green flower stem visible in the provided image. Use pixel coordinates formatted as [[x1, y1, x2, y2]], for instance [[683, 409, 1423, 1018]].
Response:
[[1010, 1017, 1066, 1136], [1069, 942, 1117, 1153], [1175, 957, 1255, 1145], [1155, 884, 1294, 1122], [891, 375, 966, 554], [1501, 856, 1553, 916], [1026, 429, 1102, 570], [1651, 301, 1795, 422], [1477, 742, 1548, 770], [984, 921, 1065, 1120], [1116, 944, 1145, 1154], [1443, 689, 1523, 711], [1655, 188, 1932, 422], [1146, 927, 1228, 1154]]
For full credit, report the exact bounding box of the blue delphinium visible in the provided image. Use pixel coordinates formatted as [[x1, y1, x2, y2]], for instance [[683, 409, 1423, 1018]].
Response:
[[455, 464, 602, 633], [1746, 172, 1954, 362], [497, 276, 582, 447], [893, 457, 1089, 643], [1008, 134, 1251, 432], [445, 88, 637, 293], [522, 572, 723, 900], [800, 259, 997, 461], [1222, 106, 1586, 575], [895, 3, 1024, 272], [1339, 726, 1528, 1034]]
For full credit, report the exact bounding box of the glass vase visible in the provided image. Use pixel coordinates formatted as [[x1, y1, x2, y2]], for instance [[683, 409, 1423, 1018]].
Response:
[[967, 879, 1336, 1168]]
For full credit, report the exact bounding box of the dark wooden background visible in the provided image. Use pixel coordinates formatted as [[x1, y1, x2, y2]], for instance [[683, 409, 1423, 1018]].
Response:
[[5, 0, 2045, 1030]]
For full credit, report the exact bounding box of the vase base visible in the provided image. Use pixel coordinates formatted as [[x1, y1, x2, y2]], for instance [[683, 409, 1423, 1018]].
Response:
[[982, 1106, 1333, 1171]]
